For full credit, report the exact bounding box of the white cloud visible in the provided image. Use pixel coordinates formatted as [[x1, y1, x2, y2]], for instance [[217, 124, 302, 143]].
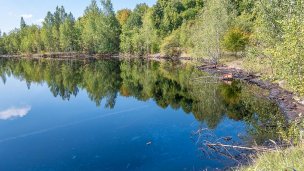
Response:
[[0, 106, 31, 120], [21, 14, 33, 19]]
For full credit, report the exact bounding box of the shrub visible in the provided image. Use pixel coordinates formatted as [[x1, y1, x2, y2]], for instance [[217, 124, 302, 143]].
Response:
[[160, 30, 182, 57], [223, 28, 249, 54]]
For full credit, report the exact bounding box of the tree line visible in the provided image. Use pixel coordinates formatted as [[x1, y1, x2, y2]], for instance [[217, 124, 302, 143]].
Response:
[[0, 0, 120, 55], [0, 0, 243, 56], [0, 0, 303, 94]]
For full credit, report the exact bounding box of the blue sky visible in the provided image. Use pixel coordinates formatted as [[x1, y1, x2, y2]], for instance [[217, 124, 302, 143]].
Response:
[[0, 0, 156, 33]]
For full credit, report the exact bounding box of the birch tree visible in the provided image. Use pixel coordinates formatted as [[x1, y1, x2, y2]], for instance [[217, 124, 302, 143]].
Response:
[[192, 0, 229, 66]]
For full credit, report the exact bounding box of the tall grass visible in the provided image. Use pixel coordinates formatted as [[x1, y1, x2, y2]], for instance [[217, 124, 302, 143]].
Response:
[[238, 145, 304, 171]]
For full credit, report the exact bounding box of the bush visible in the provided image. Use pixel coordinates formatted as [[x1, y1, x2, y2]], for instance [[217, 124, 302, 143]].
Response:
[[223, 28, 249, 54], [160, 30, 182, 57]]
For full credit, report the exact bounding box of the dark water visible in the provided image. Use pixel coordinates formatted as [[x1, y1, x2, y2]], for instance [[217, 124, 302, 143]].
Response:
[[0, 58, 287, 171]]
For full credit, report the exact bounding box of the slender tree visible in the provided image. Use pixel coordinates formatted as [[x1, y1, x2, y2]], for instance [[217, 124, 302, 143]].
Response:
[[98, 0, 121, 53], [60, 13, 79, 52], [41, 12, 55, 52], [120, 3, 149, 54], [80, 0, 101, 53], [192, 0, 229, 66]]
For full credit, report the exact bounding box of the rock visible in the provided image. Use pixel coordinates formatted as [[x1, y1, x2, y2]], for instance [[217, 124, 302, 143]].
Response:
[[222, 73, 233, 80], [294, 96, 301, 101], [255, 73, 262, 77]]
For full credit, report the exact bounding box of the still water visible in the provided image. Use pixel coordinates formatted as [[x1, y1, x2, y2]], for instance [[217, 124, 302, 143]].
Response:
[[0, 58, 286, 171]]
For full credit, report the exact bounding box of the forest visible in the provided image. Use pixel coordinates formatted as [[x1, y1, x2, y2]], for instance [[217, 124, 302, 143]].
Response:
[[0, 0, 303, 96]]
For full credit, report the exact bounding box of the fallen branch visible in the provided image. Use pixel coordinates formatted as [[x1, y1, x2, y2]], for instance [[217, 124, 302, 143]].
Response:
[[202, 143, 274, 152]]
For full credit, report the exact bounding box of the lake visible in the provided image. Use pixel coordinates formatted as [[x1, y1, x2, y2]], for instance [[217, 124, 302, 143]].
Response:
[[0, 58, 287, 171]]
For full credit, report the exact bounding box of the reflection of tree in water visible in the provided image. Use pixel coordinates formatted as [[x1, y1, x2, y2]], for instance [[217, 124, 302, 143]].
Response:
[[0, 58, 289, 144], [81, 60, 121, 108], [218, 80, 287, 145]]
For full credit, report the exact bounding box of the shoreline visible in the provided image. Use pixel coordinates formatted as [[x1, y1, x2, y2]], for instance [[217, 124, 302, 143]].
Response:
[[1, 53, 303, 121], [198, 64, 304, 122], [0, 53, 197, 61]]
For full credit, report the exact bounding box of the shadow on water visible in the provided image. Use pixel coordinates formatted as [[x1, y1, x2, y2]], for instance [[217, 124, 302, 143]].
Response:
[[0, 57, 291, 168]]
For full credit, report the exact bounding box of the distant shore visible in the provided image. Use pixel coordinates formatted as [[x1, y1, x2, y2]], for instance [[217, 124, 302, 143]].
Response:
[[0, 52, 197, 60], [0, 52, 119, 60]]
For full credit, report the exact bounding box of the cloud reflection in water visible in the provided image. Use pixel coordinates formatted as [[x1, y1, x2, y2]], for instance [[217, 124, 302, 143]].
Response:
[[0, 106, 31, 120]]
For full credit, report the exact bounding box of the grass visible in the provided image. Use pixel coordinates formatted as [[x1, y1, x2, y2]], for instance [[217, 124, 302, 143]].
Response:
[[238, 145, 304, 171]]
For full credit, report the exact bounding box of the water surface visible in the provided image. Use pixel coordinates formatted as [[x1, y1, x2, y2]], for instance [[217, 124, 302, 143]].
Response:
[[0, 58, 286, 170]]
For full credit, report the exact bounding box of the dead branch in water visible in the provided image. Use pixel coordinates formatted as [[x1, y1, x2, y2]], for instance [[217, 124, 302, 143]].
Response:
[[191, 125, 285, 164], [202, 143, 274, 152]]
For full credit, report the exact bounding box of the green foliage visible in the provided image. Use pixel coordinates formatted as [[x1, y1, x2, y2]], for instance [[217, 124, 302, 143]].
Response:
[[178, 21, 195, 54], [120, 4, 158, 55], [222, 28, 249, 54], [181, 0, 203, 9], [3, 29, 21, 54], [229, 0, 255, 16], [20, 25, 43, 53], [247, 0, 304, 95], [232, 12, 255, 33], [124, 3, 148, 30], [96, 0, 121, 53], [137, 10, 160, 55], [77, 0, 120, 54], [116, 9, 132, 26], [40, 6, 70, 52], [152, 0, 184, 37], [0, 0, 249, 58], [149, 0, 204, 38], [160, 29, 181, 57], [239, 145, 304, 171], [79, 0, 101, 53], [0, 0, 304, 98], [181, 0, 204, 20], [1, 0, 120, 55], [191, 0, 229, 64], [59, 13, 79, 52], [41, 12, 55, 52]]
